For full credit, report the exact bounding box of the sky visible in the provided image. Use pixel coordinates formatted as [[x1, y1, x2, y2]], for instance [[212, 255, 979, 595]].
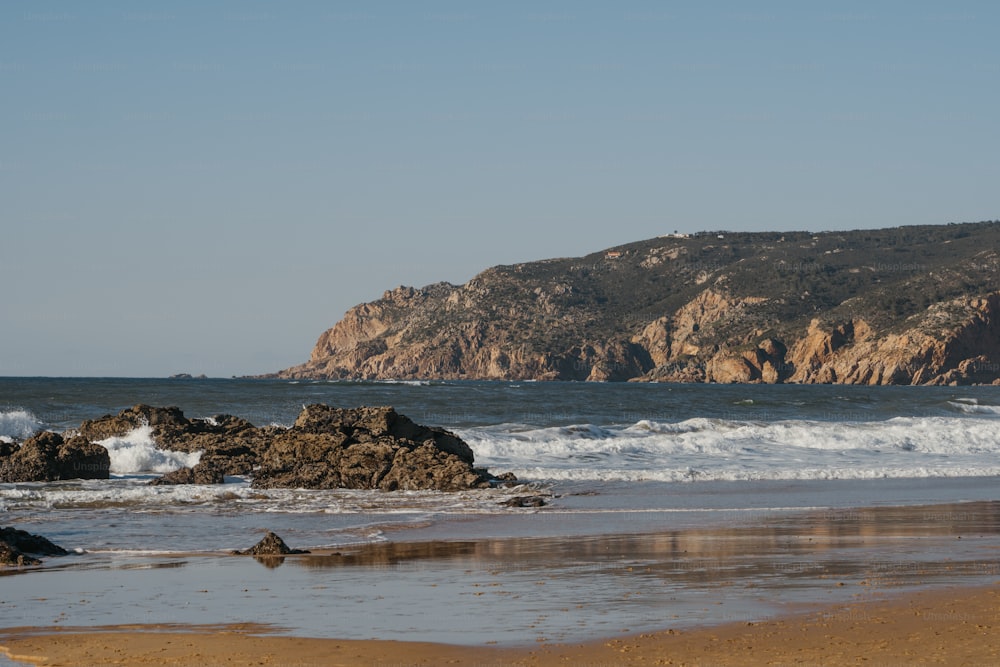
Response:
[[2, 1, 998, 377]]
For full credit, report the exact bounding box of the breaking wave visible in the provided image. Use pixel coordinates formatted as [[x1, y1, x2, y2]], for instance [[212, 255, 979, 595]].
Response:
[[96, 425, 203, 474], [0, 409, 42, 441], [948, 399, 1000, 415], [460, 414, 1000, 483]]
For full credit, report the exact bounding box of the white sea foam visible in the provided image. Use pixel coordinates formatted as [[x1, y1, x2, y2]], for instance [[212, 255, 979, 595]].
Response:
[[0, 480, 253, 509], [948, 400, 1000, 415], [461, 415, 1000, 483], [0, 478, 537, 515], [0, 409, 42, 439], [96, 425, 202, 474]]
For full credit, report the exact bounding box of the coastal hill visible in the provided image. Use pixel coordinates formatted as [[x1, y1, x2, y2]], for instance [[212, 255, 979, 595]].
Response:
[[273, 221, 1000, 385]]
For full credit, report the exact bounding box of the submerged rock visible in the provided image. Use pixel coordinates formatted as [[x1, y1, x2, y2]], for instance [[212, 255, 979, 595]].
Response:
[[0, 526, 69, 567], [0, 542, 40, 567], [501, 495, 549, 508], [147, 459, 226, 486], [0, 431, 110, 483]]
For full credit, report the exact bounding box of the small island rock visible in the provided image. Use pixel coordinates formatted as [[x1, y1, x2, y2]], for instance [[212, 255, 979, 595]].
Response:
[[232, 531, 309, 556]]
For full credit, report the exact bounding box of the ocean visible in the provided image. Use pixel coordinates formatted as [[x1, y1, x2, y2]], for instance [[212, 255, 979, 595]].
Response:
[[2, 377, 1000, 645]]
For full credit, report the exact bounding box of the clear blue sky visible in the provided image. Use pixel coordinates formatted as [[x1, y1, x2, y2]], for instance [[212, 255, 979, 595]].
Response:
[[2, 1, 997, 377]]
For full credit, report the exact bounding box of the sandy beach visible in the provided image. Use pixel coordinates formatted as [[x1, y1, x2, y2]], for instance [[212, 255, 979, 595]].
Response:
[[2, 585, 997, 666]]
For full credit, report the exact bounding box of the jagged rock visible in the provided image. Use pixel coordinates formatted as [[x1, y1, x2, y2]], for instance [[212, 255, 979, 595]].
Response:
[[231, 531, 309, 556], [148, 459, 226, 486], [0, 432, 110, 482], [76, 404, 188, 442], [377, 442, 488, 492], [0, 526, 69, 566], [77, 406, 268, 476], [292, 404, 474, 463], [253, 405, 500, 491], [74, 404, 512, 492], [0, 542, 40, 567], [57, 436, 111, 480], [491, 471, 520, 487]]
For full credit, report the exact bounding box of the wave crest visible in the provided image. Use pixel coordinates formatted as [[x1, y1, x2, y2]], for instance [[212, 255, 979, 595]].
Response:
[[462, 415, 1000, 483], [96, 425, 202, 474], [0, 409, 42, 440]]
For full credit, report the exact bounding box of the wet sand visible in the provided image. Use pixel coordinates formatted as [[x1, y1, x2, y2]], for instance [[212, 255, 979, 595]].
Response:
[[3, 499, 1000, 664], [2, 585, 998, 666]]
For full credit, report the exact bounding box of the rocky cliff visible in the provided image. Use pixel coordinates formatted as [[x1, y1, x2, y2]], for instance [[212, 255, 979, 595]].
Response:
[[273, 221, 1000, 385]]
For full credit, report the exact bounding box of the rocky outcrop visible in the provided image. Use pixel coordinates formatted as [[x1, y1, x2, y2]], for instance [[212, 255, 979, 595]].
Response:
[[147, 460, 226, 486], [501, 495, 549, 508], [77, 405, 270, 476], [232, 531, 309, 556], [0, 526, 68, 567], [75, 404, 509, 491], [0, 432, 110, 482], [231, 531, 310, 569], [269, 222, 1000, 385], [253, 405, 494, 491]]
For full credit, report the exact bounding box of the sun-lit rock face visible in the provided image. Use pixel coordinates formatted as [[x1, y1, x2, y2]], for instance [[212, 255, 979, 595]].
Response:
[[270, 222, 1000, 386]]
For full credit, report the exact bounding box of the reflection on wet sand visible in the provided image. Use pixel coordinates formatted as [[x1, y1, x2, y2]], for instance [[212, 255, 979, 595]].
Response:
[[283, 500, 1000, 595], [4, 500, 997, 645]]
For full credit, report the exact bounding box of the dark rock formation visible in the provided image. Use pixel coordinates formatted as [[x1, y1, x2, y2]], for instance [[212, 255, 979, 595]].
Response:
[[231, 531, 309, 556], [268, 221, 1000, 385], [57, 436, 112, 480], [77, 406, 269, 476], [0, 542, 40, 566], [74, 404, 510, 491], [253, 405, 493, 491], [501, 495, 549, 508], [148, 459, 226, 486], [0, 526, 69, 567], [0, 432, 110, 482]]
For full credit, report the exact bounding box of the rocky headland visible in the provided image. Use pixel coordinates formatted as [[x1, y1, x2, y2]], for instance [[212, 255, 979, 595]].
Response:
[[0, 403, 508, 490], [270, 221, 1000, 385]]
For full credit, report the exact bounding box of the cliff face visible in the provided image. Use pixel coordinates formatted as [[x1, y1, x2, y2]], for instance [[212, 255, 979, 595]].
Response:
[[274, 222, 1000, 385]]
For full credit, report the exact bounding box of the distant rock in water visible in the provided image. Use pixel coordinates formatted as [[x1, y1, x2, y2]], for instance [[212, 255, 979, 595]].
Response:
[[0, 526, 69, 567], [0, 431, 111, 483], [77, 403, 513, 491], [232, 531, 309, 556]]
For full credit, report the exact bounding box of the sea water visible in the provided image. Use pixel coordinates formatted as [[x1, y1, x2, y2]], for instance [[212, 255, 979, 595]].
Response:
[[2, 378, 1000, 549], [2, 378, 1000, 644]]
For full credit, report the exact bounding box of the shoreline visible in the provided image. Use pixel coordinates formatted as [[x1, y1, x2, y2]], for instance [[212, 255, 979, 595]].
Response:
[[2, 584, 997, 666], [3, 498, 1000, 652]]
